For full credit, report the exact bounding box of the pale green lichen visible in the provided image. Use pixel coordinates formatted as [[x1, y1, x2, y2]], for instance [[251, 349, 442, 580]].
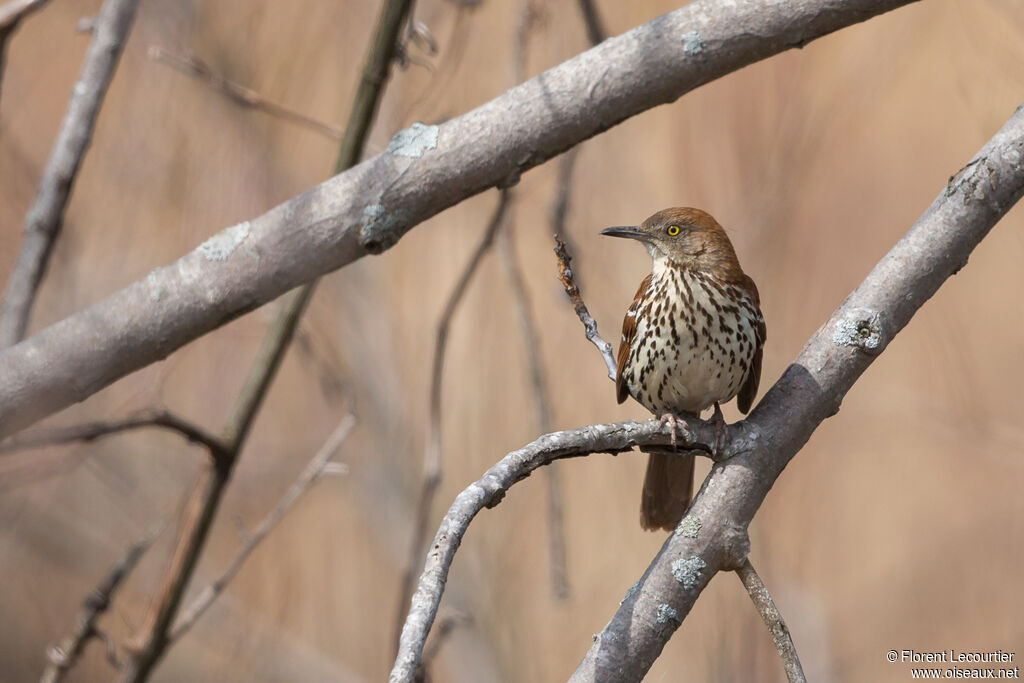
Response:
[[832, 308, 882, 351], [656, 603, 678, 625], [671, 556, 706, 591], [681, 31, 704, 56], [198, 221, 250, 261], [675, 515, 701, 538], [386, 122, 438, 158]]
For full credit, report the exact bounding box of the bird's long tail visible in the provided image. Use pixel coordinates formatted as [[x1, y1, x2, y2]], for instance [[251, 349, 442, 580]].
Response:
[[640, 450, 695, 531]]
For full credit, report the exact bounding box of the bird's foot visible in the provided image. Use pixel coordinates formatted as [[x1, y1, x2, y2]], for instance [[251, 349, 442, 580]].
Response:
[[708, 402, 729, 458], [659, 412, 691, 449]]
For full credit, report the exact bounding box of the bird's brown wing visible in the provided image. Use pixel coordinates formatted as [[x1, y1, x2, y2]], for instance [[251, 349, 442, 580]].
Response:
[[737, 274, 766, 414], [615, 274, 651, 405]]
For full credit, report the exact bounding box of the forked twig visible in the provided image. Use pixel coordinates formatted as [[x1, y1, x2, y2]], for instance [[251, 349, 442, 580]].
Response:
[[41, 521, 165, 683]]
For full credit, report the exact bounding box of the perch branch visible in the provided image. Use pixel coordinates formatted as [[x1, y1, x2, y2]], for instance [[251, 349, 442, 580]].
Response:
[[0, 0, 140, 348], [735, 558, 806, 683], [394, 103, 1024, 683], [389, 419, 714, 683], [0, 0, 920, 439], [40, 522, 164, 683], [147, 46, 343, 140], [394, 189, 510, 649], [168, 414, 356, 643]]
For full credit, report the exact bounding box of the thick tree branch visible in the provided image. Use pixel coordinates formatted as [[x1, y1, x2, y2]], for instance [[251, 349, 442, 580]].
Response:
[[568, 103, 1024, 682], [40, 522, 164, 683], [736, 559, 806, 683], [0, 0, 919, 439], [393, 103, 1024, 683], [0, 0, 140, 348]]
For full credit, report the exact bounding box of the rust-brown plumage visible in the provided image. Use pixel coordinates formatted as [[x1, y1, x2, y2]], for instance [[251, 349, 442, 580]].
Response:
[[603, 208, 765, 531]]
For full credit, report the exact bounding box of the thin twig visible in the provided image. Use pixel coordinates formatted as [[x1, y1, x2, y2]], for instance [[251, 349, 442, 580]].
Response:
[[40, 521, 165, 683], [117, 1, 414, 680], [0, 0, 140, 348], [334, 0, 415, 173], [576, 0, 607, 46], [735, 558, 806, 683], [497, 227, 568, 599], [0, 409, 228, 456], [553, 237, 616, 379], [394, 189, 511, 650], [389, 418, 715, 683], [168, 414, 356, 643], [147, 46, 344, 140]]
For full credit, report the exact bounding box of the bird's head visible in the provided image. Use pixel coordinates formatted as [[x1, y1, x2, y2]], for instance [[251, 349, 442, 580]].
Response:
[[600, 207, 742, 280]]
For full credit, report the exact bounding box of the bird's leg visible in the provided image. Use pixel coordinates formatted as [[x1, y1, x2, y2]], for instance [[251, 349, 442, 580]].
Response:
[[659, 412, 690, 449], [708, 402, 728, 457]]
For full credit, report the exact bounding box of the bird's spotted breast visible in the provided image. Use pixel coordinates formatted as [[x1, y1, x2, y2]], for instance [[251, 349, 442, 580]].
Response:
[[622, 267, 762, 415]]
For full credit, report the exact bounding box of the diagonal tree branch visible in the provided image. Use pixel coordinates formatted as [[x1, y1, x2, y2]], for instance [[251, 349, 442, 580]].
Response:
[[568, 102, 1024, 682], [0, 0, 920, 439], [392, 102, 1024, 683], [0, 0, 140, 348]]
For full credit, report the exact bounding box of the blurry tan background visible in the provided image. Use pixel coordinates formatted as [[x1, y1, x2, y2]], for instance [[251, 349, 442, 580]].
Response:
[[2, 0, 1023, 681]]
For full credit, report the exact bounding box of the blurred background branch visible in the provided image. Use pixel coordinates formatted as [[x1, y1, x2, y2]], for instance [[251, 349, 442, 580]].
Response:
[[0, 0, 139, 348]]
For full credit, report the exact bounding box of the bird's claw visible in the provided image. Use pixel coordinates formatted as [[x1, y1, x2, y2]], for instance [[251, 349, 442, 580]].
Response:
[[659, 412, 689, 449]]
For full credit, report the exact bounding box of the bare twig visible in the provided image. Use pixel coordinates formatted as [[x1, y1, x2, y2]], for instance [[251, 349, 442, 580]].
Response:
[[394, 104, 1024, 683], [0, 409, 228, 456], [553, 237, 616, 379], [389, 419, 714, 683], [497, 227, 568, 599], [334, 0, 415, 173], [147, 46, 344, 140], [0, 0, 54, 105], [576, 0, 606, 46], [116, 1, 414, 680], [394, 189, 511, 649], [0, 0, 140, 348], [40, 522, 165, 683], [0, 0, 920, 439], [168, 414, 356, 643], [735, 558, 806, 683]]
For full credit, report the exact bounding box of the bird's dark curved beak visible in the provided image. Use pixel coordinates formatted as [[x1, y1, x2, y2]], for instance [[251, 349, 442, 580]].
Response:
[[600, 226, 650, 242]]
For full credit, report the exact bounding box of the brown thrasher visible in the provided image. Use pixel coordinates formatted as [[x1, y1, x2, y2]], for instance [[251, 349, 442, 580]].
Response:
[[602, 207, 766, 531]]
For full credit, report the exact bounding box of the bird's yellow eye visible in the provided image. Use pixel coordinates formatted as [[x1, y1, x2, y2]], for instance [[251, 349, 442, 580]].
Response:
[[667, 225, 681, 236]]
